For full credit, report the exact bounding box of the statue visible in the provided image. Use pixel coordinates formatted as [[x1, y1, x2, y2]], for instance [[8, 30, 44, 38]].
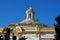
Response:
[[12, 33, 16, 40]]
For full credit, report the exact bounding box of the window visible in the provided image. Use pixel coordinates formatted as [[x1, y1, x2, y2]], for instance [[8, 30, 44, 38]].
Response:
[[28, 13, 31, 18]]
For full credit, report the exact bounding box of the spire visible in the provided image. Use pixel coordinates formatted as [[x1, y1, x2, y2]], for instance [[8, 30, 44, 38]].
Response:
[[29, 6, 33, 10]]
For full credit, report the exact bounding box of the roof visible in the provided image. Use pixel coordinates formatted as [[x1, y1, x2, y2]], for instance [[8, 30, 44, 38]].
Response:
[[0, 28, 4, 32], [18, 18, 47, 26]]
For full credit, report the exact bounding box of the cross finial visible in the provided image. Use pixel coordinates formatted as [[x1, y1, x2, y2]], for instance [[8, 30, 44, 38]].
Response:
[[29, 6, 32, 10]]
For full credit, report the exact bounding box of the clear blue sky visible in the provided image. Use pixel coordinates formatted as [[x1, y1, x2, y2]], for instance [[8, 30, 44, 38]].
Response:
[[0, 0, 60, 27]]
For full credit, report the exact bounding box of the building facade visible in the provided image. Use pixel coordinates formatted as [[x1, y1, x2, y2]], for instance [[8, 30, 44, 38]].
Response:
[[0, 7, 55, 40]]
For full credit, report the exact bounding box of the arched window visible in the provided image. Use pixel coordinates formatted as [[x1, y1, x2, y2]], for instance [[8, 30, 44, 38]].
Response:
[[28, 13, 31, 18]]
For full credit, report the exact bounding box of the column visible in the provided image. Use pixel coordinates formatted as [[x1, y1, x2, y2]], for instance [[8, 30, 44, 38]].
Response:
[[10, 35, 12, 40], [16, 37, 19, 40], [2, 35, 5, 40]]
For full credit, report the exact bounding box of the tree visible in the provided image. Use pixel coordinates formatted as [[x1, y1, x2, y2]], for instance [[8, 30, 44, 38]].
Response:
[[6, 28, 10, 35], [5, 28, 10, 40], [54, 14, 60, 40]]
